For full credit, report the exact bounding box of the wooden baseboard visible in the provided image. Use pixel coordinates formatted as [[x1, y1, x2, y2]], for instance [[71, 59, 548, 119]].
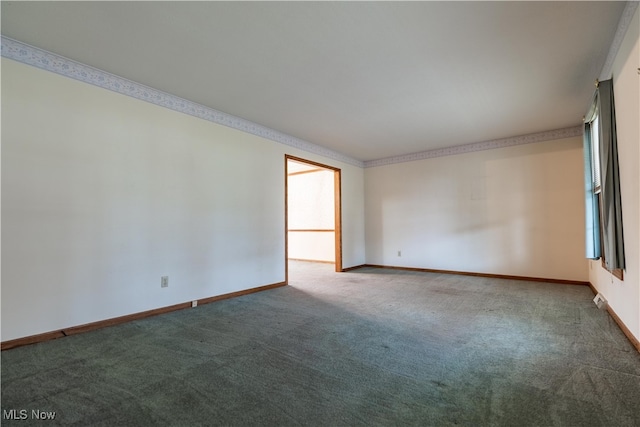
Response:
[[361, 264, 589, 286], [587, 283, 640, 354], [197, 282, 286, 305], [1, 281, 286, 351], [289, 259, 364, 272], [0, 330, 67, 350], [64, 301, 193, 337], [288, 258, 335, 264], [606, 305, 640, 353], [341, 264, 367, 272]]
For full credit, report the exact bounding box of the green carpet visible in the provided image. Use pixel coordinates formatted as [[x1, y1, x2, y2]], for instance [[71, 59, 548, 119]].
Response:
[[2, 261, 640, 426]]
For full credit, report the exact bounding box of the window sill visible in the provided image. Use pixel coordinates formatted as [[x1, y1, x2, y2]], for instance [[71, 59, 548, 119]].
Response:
[[601, 259, 624, 281]]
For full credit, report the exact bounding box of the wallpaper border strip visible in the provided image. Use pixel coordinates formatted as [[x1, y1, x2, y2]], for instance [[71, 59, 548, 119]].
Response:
[[599, 1, 638, 81], [0, 36, 364, 168], [2, 6, 630, 170], [363, 126, 583, 168]]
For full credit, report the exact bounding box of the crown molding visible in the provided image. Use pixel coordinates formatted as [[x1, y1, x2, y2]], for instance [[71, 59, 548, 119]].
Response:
[[1, 36, 364, 168], [365, 1, 635, 169], [364, 126, 583, 168], [0, 34, 603, 170], [599, 1, 638, 81]]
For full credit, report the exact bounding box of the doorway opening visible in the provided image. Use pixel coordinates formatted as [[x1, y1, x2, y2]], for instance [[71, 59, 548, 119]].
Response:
[[285, 155, 342, 283]]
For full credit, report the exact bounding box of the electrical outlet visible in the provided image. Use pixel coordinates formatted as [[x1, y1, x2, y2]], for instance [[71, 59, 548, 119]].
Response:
[[161, 276, 169, 288], [192, 300, 198, 308], [397, 250, 401, 257]]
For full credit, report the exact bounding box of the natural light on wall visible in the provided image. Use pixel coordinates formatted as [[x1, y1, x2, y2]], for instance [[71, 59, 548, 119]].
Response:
[[287, 161, 335, 263]]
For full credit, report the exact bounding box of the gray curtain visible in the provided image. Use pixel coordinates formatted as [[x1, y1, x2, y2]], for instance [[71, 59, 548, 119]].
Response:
[[597, 79, 625, 271]]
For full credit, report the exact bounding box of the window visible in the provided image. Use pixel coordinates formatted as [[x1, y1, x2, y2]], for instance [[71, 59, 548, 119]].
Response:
[[583, 79, 624, 281], [590, 108, 601, 193]]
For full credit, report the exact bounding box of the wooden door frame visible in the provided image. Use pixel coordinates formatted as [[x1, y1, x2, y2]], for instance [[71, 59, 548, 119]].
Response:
[[285, 155, 342, 283]]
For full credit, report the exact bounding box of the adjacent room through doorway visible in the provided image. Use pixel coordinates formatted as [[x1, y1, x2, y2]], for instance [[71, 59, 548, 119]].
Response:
[[285, 155, 342, 282]]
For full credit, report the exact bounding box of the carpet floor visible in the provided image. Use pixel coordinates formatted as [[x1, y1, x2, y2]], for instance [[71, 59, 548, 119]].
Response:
[[2, 261, 640, 426]]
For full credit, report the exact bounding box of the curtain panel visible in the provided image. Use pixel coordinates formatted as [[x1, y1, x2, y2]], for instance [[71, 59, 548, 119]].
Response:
[[583, 79, 625, 270], [597, 79, 625, 271]]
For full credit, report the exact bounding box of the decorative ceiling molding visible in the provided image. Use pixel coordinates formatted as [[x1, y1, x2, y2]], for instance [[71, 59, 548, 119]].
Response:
[[599, 1, 638, 81], [364, 126, 583, 168], [0, 30, 612, 170], [1, 36, 364, 168], [365, 1, 634, 169]]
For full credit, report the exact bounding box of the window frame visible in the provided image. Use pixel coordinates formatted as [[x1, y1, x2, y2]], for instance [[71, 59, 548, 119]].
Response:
[[587, 109, 624, 281]]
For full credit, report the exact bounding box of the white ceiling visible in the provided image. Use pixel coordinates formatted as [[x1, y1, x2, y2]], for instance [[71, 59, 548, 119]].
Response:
[[1, 1, 628, 162]]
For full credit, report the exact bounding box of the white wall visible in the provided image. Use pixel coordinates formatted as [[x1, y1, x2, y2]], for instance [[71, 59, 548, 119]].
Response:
[[1, 58, 366, 341], [365, 136, 588, 281], [288, 168, 335, 262], [288, 232, 335, 262], [589, 7, 639, 341]]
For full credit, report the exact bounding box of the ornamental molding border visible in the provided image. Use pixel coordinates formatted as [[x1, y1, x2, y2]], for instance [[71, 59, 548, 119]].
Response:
[[1, 36, 364, 168], [599, 1, 638, 81], [364, 126, 583, 168], [366, 0, 634, 169], [2, 26, 620, 169]]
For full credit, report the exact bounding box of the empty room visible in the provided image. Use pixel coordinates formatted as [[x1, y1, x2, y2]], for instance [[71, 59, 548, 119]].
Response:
[[2, 2, 639, 426]]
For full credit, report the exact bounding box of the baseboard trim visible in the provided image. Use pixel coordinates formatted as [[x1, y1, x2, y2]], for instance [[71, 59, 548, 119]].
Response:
[[287, 258, 335, 265], [197, 282, 286, 306], [1, 281, 287, 351], [606, 305, 640, 353], [341, 264, 367, 272], [360, 264, 590, 286], [0, 330, 67, 351], [587, 283, 640, 354], [64, 301, 193, 337]]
